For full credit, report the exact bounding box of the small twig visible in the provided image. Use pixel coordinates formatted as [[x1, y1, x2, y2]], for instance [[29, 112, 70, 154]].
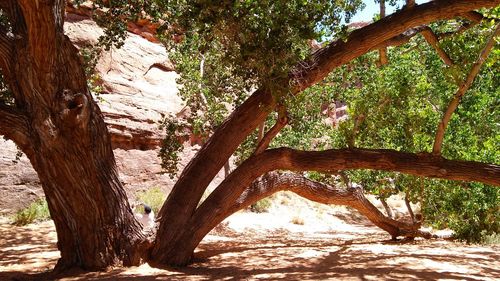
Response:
[[437, 12, 484, 40], [433, 24, 500, 155], [257, 122, 265, 143], [404, 193, 416, 224], [338, 171, 351, 189], [348, 114, 365, 148], [380, 197, 394, 219], [253, 106, 289, 155], [198, 54, 208, 107]]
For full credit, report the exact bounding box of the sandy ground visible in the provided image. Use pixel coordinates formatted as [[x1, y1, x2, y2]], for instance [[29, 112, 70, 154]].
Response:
[[0, 198, 499, 281]]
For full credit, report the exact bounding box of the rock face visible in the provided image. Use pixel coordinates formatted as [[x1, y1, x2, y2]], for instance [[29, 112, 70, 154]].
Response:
[[0, 140, 44, 215], [65, 13, 182, 150], [0, 13, 192, 214]]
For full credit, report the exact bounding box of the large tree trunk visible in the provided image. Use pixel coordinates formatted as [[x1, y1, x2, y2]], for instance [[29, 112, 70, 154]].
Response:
[[0, 1, 146, 270]]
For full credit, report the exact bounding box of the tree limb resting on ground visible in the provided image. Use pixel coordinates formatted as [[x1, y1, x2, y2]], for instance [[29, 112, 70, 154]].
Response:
[[181, 171, 434, 261], [236, 172, 432, 239]]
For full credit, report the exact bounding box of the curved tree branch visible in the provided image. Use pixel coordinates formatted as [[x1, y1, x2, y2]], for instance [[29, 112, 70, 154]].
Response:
[[167, 171, 433, 265], [433, 23, 500, 155], [378, 11, 484, 50], [232, 172, 427, 239], [162, 147, 500, 264], [292, 0, 499, 92], [199, 148, 500, 226]]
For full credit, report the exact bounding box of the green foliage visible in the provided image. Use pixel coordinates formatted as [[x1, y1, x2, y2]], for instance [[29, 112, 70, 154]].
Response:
[[152, 1, 363, 169], [250, 198, 272, 213], [135, 187, 167, 215], [423, 181, 499, 243], [12, 199, 51, 226], [79, 46, 104, 99], [158, 116, 185, 179], [481, 232, 500, 245], [161, 0, 363, 86]]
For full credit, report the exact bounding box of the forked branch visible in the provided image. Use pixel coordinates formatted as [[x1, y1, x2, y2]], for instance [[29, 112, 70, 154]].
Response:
[[292, 0, 499, 92], [377, 12, 485, 50], [433, 24, 500, 155]]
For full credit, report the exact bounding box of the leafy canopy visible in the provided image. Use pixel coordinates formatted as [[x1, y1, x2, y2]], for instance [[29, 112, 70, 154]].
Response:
[[78, 1, 499, 242]]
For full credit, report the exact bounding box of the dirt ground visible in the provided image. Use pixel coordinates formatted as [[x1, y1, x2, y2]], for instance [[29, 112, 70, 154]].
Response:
[[0, 199, 499, 281]]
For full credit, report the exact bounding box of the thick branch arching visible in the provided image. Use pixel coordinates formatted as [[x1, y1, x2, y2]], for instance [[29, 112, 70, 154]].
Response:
[[231, 172, 428, 238], [190, 147, 499, 241], [167, 171, 433, 265], [196, 148, 500, 227], [165, 147, 500, 264], [432, 24, 500, 155]]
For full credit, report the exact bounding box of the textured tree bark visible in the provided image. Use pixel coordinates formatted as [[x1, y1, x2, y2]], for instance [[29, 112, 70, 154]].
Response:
[[151, 0, 500, 265], [0, 0, 146, 271], [155, 147, 499, 265], [159, 172, 435, 266]]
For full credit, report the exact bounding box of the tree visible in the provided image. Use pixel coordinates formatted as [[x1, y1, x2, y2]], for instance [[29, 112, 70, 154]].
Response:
[[0, 0, 146, 270], [0, 0, 498, 271]]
